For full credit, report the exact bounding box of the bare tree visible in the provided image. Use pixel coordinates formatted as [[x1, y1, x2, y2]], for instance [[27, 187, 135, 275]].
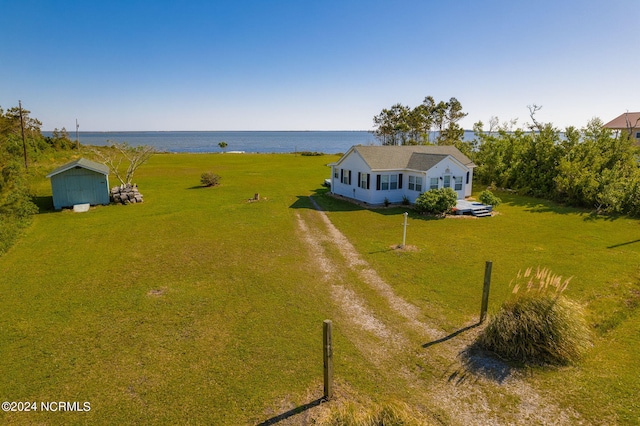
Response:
[[487, 116, 500, 134], [92, 141, 155, 186], [527, 104, 543, 132], [624, 111, 640, 141]]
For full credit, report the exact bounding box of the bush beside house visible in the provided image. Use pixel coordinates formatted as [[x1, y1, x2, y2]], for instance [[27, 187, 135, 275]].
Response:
[[414, 187, 457, 215], [479, 190, 502, 207]]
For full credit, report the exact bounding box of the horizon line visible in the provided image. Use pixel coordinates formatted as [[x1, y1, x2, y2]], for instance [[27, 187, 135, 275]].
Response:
[[41, 128, 482, 133], [42, 129, 376, 133]]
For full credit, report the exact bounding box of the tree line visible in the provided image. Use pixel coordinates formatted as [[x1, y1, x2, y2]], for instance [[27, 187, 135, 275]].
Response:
[[0, 104, 75, 254], [372, 96, 467, 148], [372, 98, 640, 216], [473, 117, 640, 215]]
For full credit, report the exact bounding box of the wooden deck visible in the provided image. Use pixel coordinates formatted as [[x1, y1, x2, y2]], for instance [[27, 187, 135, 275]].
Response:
[[455, 200, 493, 217]]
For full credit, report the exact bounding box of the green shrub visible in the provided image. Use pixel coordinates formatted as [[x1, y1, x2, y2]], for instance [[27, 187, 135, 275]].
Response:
[[479, 189, 502, 207], [414, 187, 457, 214], [200, 172, 221, 187], [476, 267, 592, 365], [299, 151, 324, 156]]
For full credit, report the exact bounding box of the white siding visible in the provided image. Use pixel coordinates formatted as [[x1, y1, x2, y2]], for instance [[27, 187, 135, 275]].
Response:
[[331, 149, 474, 205], [331, 150, 377, 203], [424, 157, 469, 199]]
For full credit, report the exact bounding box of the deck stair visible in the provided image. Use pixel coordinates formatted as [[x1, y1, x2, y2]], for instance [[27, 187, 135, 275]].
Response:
[[471, 208, 491, 217], [455, 199, 493, 218]]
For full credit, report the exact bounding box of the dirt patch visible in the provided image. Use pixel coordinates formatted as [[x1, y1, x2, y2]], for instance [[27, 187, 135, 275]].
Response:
[[146, 287, 167, 297], [390, 244, 419, 251]]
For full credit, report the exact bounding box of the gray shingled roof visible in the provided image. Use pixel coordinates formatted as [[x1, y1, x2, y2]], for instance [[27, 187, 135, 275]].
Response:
[[352, 145, 475, 171], [46, 158, 110, 178], [406, 153, 448, 170]]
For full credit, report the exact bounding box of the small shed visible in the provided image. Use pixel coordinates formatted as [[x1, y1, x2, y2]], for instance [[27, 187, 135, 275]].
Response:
[[46, 158, 110, 210]]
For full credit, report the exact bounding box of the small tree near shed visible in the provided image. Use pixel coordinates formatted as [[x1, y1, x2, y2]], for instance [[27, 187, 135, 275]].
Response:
[[93, 141, 155, 186]]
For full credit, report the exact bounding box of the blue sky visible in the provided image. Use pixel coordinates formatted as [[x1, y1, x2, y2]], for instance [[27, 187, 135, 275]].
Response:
[[1, 0, 637, 131]]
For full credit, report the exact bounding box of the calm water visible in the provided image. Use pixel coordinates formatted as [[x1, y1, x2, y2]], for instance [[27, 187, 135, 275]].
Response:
[[42, 130, 474, 154], [44, 131, 378, 154], [43, 130, 478, 153]]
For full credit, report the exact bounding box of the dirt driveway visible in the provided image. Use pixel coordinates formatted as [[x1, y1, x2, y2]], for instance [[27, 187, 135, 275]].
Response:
[[270, 196, 586, 425]]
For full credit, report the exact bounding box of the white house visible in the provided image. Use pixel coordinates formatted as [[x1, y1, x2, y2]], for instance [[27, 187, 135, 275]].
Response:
[[328, 145, 476, 205]]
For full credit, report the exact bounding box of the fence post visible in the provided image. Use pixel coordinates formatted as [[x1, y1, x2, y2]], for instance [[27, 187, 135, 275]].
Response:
[[323, 320, 333, 400], [401, 212, 408, 248], [480, 261, 492, 323]]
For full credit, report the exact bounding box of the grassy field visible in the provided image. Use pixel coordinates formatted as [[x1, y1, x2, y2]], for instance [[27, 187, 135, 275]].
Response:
[[1, 152, 639, 424]]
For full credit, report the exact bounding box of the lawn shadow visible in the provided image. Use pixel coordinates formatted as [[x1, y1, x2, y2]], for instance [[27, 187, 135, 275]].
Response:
[[581, 210, 625, 222], [503, 195, 582, 216], [290, 190, 443, 221], [31, 195, 55, 213], [289, 188, 364, 212], [454, 344, 519, 384], [496, 190, 624, 222], [422, 322, 480, 348], [422, 321, 518, 385], [256, 397, 325, 426], [608, 239, 640, 249]]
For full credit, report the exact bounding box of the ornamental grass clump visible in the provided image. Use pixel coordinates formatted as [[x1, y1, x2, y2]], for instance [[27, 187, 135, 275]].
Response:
[[319, 400, 427, 426], [477, 267, 592, 366]]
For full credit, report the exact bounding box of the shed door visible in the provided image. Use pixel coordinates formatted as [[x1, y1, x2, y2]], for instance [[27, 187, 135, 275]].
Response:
[[67, 174, 94, 203], [61, 169, 106, 206]]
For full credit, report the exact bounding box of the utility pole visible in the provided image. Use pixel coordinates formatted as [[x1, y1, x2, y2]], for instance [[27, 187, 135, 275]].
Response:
[[76, 118, 80, 149], [18, 100, 28, 170]]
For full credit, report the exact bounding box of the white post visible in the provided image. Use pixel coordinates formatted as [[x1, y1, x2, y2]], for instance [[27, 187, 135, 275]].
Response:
[[401, 212, 408, 248]]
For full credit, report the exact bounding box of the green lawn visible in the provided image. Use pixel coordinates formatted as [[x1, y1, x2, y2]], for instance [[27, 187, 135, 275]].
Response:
[[315, 189, 640, 424], [1, 152, 639, 424]]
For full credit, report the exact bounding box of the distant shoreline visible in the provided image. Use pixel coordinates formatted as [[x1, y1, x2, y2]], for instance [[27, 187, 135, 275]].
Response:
[[41, 130, 380, 154], [42, 129, 375, 133]]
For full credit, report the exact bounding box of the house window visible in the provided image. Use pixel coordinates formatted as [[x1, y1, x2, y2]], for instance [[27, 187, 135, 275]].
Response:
[[636, 132, 640, 139], [360, 172, 369, 189], [378, 174, 399, 190], [408, 176, 423, 192], [381, 175, 389, 190], [334, 169, 339, 179], [429, 177, 438, 190], [389, 174, 398, 190], [454, 176, 463, 190], [443, 175, 451, 188], [341, 169, 351, 185]]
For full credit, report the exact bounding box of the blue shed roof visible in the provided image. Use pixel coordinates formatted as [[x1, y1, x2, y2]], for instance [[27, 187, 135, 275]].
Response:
[[46, 158, 109, 178]]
